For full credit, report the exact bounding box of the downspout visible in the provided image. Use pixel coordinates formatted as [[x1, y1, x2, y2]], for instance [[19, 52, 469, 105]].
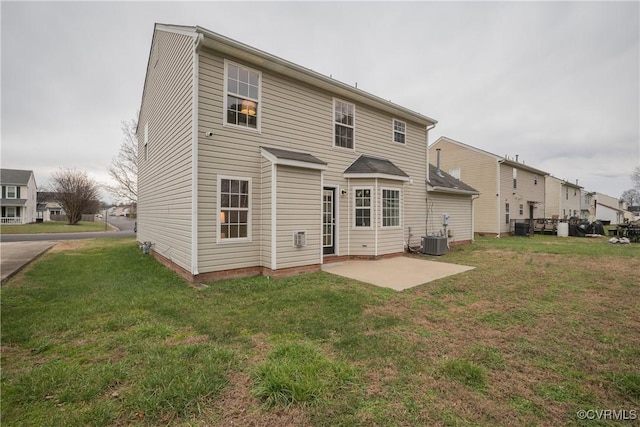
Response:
[[425, 123, 436, 236], [191, 33, 204, 277], [496, 161, 501, 238], [471, 194, 479, 242]]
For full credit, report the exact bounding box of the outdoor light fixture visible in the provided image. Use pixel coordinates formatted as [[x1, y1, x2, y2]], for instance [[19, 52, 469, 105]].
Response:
[[240, 100, 256, 115]]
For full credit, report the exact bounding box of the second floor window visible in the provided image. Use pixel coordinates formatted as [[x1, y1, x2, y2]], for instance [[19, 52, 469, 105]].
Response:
[[334, 99, 354, 149], [225, 61, 260, 130], [512, 168, 517, 189], [393, 119, 406, 144], [5, 186, 17, 199]]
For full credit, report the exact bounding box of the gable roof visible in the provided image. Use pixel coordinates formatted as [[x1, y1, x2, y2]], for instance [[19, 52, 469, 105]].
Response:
[[1, 169, 34, 185], [260, 146, 328, 170], [428, 164, 479, 195], [431, 136, 549, 176], [153, 23, 437, 128], [343, 155, 410, 181]]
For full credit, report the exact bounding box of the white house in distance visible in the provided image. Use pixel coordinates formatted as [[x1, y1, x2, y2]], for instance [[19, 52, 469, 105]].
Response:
[[544, 176, 582, 219], [1, 168, 37, 224], [136, 24, 478, 282]]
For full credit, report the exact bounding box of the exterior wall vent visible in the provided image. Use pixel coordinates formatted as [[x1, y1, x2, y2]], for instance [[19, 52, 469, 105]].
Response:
[[293, 230, 306, 247], [422, 236, 448, 256]]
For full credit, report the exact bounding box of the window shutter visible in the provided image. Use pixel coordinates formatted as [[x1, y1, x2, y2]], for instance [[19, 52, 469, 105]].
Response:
[[17, 187, 21, 198], [1, 207, 5, 217], [16, 207, 21, 217], [2, 186, 5, 199]]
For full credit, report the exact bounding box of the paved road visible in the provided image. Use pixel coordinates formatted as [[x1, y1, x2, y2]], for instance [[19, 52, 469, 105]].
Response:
[[0, 216, 137, 242]]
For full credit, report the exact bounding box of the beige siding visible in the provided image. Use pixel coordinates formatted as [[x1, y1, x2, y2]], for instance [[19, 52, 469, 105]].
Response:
[[544, 177, 562, 218], [426, 192, 474, 243], [275, 166, 322, 269], [138, 29, 195, 272], [430, 139, 498, 234], [499, 164, 545, 233], [196, 46, 431, 271]]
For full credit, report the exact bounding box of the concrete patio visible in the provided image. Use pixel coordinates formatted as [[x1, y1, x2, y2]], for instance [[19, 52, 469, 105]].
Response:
[[321, 256, 475, 291]]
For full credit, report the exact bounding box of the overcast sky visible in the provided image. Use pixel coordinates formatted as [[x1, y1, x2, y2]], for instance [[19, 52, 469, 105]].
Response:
[[2, 1, 639, 202]]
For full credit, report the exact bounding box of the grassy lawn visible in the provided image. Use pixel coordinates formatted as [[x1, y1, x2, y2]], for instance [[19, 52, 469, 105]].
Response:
[[0, 221, 111, 234], [1, 236, 638, 426]]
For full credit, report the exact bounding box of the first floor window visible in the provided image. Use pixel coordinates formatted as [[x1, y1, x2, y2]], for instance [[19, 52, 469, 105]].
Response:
[[505, 203, 510, 224], [382, 189, 400, 227], [393, 119, 406, 144], [219, 177, 250, 240], [354, 188, 371, 227], [6, 207, 16, 217]]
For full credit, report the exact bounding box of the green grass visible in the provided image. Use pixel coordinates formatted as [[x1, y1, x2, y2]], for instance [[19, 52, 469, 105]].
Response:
[[1, 236, 639, 426], [0, 221, 110, 234]]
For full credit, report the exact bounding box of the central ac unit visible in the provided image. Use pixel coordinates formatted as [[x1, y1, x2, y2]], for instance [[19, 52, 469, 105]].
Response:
[[422, 236, 448, 256]]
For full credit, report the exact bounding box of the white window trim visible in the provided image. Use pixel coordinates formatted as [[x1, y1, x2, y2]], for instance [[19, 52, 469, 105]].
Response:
[[333, 98, 355, 151], [6, 186, 17, 199], [216, 174, 252, 244], [380, 187, 402, 228], [6, 206, 17, 217], [392, 119, 406, 145], [223, 59, 262, 133], [353, 186, 373, 229]]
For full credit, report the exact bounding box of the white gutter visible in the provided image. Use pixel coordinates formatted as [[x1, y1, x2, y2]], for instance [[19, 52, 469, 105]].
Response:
[[425, 123, 436, 237], [271, 163, 277, 271], [191, 33, 203, 276]]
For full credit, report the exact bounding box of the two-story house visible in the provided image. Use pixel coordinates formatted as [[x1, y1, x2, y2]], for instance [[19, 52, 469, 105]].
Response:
[[544, 176, 582, 220], [592, 192, 628, 224], [136, 24, 478, 282], [429, 137, 548, 236], [1, 169, 38, 224]]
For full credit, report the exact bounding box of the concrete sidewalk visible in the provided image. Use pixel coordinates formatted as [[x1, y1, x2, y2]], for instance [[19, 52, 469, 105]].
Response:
[[1, 241, 57, 284], [322, 256, 475, 291]]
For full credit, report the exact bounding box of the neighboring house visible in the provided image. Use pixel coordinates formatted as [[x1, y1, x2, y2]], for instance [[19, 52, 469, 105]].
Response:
[[544, 176, 582, 219], [429, 137, 549, 236], [629, 206, 640, 221], [37, 191, 64, 222], [593, 192, 628, 224], [580, 189, 595, 221], [1, 169, 37, 224], [136, 24, 477, 282], [426, 160, 479, 244]]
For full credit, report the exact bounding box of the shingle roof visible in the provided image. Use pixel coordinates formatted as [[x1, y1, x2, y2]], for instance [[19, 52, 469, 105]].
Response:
[[428, 164, 479, 194], [260, 147, 327, 166], [344, 155, 409, 179], [0, 169, 33, 185]]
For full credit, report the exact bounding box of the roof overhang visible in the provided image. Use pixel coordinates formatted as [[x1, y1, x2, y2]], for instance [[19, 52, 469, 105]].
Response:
[[499, 159, 549, 176], [343, 172, 411, 182], [428, 186, 479, 196], [260, 147, 328, 170]]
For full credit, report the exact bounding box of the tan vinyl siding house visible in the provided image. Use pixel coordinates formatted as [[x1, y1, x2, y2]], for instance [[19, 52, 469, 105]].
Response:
[[430, 137, 548, 236], [544, 176, 583, 219], [137, 24, 476, 282]]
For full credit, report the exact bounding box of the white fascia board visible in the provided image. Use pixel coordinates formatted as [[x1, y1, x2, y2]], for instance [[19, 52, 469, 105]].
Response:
[[195, 26, 436, 126], [343, 173, 411, 182]]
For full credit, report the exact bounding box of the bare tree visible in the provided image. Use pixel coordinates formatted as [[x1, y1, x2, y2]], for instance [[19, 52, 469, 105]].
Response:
[[633, 165, 640, 190], [50, 168, 101, 225], [106, 118, 138, 203], [621, 188, 640, 207]]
